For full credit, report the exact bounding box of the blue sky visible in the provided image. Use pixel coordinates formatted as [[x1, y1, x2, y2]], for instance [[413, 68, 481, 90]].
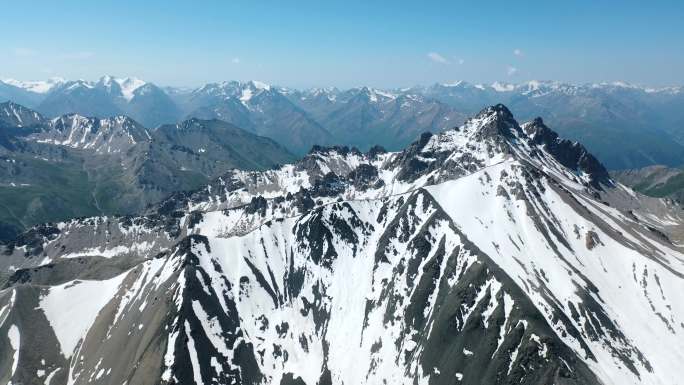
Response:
[[1, 0, 683, 88]]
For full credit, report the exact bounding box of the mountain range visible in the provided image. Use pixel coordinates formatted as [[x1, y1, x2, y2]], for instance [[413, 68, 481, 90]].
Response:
[[0, 101, 294, 240], [2, 77, 683, 169], [613, 165, 684, 204], [1, 104, 682, 385]]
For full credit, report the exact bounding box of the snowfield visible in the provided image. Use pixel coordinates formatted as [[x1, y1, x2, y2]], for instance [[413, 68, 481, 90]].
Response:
[[1, 104, 683, 385]]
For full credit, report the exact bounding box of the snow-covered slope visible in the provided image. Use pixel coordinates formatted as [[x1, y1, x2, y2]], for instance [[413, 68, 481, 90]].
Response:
[[99, 76, 147, 102], [182, 80, 334, 154], [6, 76, 684, 166], [1, 105, 683, 385], [32, 114, 151, 153], [0, 101, 45, 128], [2, 78, 66, 94]]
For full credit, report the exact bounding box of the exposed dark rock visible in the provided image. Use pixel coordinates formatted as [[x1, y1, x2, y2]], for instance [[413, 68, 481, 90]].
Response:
[[585, 230, 602, 250], [366, 145, 387, 158], [525, 117, 611, 189], [347, 164, 379, 189]]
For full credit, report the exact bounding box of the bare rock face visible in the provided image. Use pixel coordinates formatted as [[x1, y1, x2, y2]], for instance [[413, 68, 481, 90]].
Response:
[[585, 230, 602, 250], [523, 117, 611, 189], [2, 105, 683, 385]]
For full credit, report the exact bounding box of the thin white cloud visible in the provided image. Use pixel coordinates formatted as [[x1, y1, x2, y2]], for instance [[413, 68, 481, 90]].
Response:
[[513, 48, 524, 57], [427, 52, 449, 64], [13, 47, 37, 57], [58, 51, 95, 60], [451, 56, 465, 65], [232, 57, 240, 64], [507, 66, 518, 76]]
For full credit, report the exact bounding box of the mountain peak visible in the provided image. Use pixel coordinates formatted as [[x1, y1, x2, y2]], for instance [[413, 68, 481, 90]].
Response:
[[2, 95, 681, 385], [0, 101, 45, 127], [307, 144, 363, 156], [97, 75, 147, 101], [438, 80, 470, 88], [490, 81, 516, 92], [41, 113, 150, 153], [2, 77, 65, 94], [470, 103, 521, 139], [248, 80, 271, 91], [478, 103, 513, 118], [522, 117, 611, 188]]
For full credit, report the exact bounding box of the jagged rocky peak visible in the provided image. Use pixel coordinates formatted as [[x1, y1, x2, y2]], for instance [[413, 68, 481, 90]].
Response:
[[296, 144, 370, 181], [0, 101, 45, 127], [176, 116, 207, 130], [51, 114, 147, 137], [1, 100, 683, 385], [522, 116, 611, 188], [307, 144, 363, 157], [391, 104, 526, 183], [410, 104, 614, 189], [367, 144, 387, 155], [153, 104, 618, 217], [37, 113, 150, 152], [469, 103, 523, 139], [522, 116, 560, 144], [149, 104, 618, 222], [420, 103, 523, 155], [305, 144, 390, 164]]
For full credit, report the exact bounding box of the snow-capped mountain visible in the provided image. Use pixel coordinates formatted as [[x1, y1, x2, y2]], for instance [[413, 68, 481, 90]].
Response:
[[178, 80, 335, 154], [0, 101, 45, 128], [98, 76, 147, 102], [287, 86, 466, 151], [1, 104, 682, 385], [0, 76, 180, 127], [3, 76, 684, 167], [37, 76, 181, 127], [0, 81, 47, 108], [0, 102, 295, 241], [0, 102, 151, 154], [417, 80, 684, 169], [2, 77, 66, 94], [34, 114, 151, 154]]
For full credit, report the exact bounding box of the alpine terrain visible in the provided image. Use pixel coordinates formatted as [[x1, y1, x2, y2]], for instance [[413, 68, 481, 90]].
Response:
[[613, 165, 684, 205], [1, 105, 683, 385], [5, 76, 684, 169], [0, 101, 295, 240]]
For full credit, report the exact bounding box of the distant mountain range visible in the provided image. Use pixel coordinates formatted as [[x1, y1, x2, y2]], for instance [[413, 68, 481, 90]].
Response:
[[613, 165, 684, 203], [2, 77, 683, 169], [2, 104, 683, 385], [0, 101, 294, 240]]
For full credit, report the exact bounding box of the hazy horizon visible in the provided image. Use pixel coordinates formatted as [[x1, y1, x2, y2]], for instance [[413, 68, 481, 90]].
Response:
[[3, 75, 682, 92], [2, 0, 683, 89]]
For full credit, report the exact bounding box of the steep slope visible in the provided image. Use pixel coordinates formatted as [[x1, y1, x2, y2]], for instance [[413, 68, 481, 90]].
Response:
[[290, 87, 466, 151], [7, 76, 684, 169], [34, 114, 151, 154], [613, 165, 684, 203], [0, 81, 47, 108], [418, 81, 684, 169], [0, 102, 47, 152], [35, 76, 183, 127], [124, 82, 182, 127], [1, 105, 682, 385], [0, 101, 45, 128], [38, 79, 124, 118], [2, 78, 65, 95], [181, 81, 334, 154]]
